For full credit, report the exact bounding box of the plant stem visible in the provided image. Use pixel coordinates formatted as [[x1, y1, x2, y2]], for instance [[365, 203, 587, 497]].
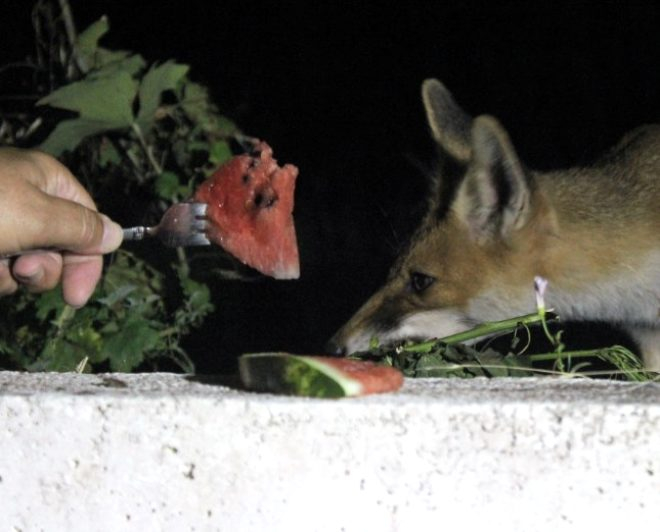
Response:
[[53, 304, 76, 332], [177, 247, 189, 278], [57, 0, 83, 78], [130, 124, 192, 303], [131, 123, 163, 175], [58, 0, 77, 48], [539, 311, 556, 346], [527, 349, 607, 363], [402, 313, 547, 353], [170, 348, 195, 374]]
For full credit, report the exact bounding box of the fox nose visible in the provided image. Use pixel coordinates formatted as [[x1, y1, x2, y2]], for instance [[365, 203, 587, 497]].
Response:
[[324, 338, 346, 357]]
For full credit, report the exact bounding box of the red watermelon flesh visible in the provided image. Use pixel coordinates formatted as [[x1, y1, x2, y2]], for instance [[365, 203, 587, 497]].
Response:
[[305, 357, 404, 395], [195, 141, 299, 279]]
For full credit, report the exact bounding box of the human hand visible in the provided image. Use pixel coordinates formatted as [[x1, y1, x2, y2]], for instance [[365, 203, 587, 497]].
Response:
[[0, 148, 123, 307]]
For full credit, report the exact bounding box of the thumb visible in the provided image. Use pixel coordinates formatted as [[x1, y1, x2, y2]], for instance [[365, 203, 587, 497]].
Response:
[[27, 194, 123, 254]]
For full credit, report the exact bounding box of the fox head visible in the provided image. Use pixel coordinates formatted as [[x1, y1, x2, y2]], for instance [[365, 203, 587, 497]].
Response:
[[328, 79, 559, 355]]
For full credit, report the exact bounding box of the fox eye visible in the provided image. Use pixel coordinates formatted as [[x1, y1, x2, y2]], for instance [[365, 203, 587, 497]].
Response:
[[409, 271, 435, 294]]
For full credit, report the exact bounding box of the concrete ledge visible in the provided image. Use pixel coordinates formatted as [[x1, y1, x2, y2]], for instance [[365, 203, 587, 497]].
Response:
[[1, 372, 659, 531]]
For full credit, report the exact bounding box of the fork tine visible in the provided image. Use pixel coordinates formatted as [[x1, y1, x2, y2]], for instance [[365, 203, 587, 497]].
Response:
[[191, 202, 208, 216], [159, 231, 211, 247], [191, 218, 207, 231], [187, 233, 212, 246], [122, 201, 211, 247]]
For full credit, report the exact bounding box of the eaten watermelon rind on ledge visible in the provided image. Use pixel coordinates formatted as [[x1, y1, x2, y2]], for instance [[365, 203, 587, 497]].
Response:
[[238, 352, 404, 398]]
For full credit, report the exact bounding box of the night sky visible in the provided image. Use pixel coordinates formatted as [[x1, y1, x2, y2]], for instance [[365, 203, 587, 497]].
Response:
[[4, 2, 660, 372]]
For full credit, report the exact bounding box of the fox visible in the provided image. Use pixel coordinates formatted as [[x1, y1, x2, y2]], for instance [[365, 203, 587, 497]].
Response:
[[328, 79, 660, 370]]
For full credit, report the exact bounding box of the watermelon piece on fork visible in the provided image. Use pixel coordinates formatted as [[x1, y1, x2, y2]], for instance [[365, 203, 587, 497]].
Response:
[[195, 141, 299, 279]]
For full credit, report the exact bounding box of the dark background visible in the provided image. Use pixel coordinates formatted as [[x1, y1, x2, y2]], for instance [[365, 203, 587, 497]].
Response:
[[4, 1, 660, 372]]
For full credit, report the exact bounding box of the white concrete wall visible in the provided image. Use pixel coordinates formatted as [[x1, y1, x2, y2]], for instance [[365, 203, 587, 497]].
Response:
[[1, 372, 659, 531]]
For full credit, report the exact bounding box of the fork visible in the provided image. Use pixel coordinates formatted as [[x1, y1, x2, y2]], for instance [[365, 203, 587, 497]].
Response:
[[122, 202, 210, 247], [0, 202, 210, 260]]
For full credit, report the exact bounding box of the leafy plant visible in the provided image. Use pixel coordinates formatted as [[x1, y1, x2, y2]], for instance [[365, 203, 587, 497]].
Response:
[[353, 278, 658, 382], [358, 326, 652, 381], [0, 2, 240, 372]]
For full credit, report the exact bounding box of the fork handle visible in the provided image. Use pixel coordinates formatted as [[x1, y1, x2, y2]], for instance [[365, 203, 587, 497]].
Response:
[[122, 226, 153, 241]]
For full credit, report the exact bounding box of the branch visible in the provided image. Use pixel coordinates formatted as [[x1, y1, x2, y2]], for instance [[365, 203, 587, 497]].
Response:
[[131, 123, 163, 175], [57, 0, 88, 78], [57, 0, 77, 48]]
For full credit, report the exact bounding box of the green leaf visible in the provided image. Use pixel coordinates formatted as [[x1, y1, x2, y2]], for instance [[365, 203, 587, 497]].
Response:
[[75, 17, 146, 76], [187, 140, 210, 152], [77, 16, 109, 52], [209, 140, 232, 165], [32, 337, 91, 372], [38, 70, 137, 124], [66, 325, 103, 360], [155, 171, 181, 199], [215, 115, 238, 135], [181, 82, 237, 136], [184, 277, 213, 316], [174, 272, 214, 332], [37, 71, 138, 155], [98, 138, 122, 167], [38, 118, 117, 156], [75, 16, 110, 71], [136, 61, 190, 130], [35, 288, 65, 322], [180, 82, 210, 123], [104, 318, 161, 372], [104, 252, 164, 301], [90, 52, 146, 79], [97, 284, 137, 308]]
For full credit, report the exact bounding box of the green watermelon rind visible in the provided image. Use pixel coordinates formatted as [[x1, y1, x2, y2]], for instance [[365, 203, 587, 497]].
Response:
[[238, 352, 362, 398]]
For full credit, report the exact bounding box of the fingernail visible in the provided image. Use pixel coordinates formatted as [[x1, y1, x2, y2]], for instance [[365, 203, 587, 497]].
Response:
[[100, 214, 124, 253], [15, 267, 44, 285]]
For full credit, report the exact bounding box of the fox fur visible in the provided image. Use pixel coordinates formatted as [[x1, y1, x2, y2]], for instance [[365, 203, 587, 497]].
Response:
[[329, 79, 660, 370]]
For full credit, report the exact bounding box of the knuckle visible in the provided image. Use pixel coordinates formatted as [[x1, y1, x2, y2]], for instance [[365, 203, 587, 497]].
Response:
[[78, 209, 103, 248], [59, 207, 102, 251]]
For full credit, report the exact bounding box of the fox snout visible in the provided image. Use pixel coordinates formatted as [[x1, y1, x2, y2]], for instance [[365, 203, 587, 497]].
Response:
[[326, 291, 389, 356], [328, 78, 660, 370], [327, 304, 473, 356], [327, 265, 484, 356]]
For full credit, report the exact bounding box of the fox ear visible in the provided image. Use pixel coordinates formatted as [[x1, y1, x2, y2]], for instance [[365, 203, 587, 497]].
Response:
[[422, 79, 472, 162], [453, 115, 532, 242]]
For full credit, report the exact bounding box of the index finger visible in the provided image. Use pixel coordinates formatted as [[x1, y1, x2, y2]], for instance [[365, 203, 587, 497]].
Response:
[[15, 189, 122, 255]]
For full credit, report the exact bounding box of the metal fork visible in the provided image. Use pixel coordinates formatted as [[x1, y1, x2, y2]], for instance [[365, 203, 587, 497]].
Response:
[[122, 202, 210, 247]]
